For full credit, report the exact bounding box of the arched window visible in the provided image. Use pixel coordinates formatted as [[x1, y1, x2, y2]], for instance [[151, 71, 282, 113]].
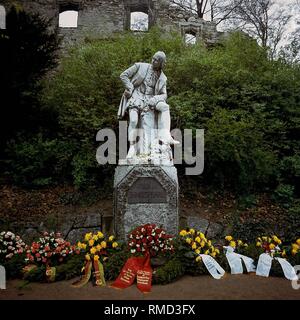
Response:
[[130, 11, 149, 31], [0, 5, 6, 29], [59, 10, 78, 28], [185, 32, 197, 45]]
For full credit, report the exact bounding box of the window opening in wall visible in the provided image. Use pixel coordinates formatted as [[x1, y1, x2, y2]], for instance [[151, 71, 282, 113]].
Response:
[[59, 10, 78, 28], [185, 32, 197, 45], [0, 5, 6, 29], [130, 11, 149, 31]]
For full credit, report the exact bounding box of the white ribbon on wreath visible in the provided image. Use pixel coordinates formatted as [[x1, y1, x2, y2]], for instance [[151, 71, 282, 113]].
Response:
[[256, 253, 298, 280], [0, 265, 6, 290], [223, 246, 256, 274], [199, 254, 226, 279]]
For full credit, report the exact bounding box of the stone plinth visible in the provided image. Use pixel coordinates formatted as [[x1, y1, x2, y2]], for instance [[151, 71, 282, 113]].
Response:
[[114, 165, 179, 240]]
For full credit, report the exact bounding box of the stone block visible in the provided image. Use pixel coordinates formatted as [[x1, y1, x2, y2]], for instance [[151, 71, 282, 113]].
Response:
[[114, 165, 179, 239]]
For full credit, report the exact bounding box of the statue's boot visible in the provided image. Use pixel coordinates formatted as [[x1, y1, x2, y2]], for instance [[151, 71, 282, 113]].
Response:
[[126, 144, 136, 159], [158, 115, 180, 145]]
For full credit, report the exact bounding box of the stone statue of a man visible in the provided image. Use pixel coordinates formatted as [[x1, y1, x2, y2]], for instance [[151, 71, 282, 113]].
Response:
[[118, 51, 179, 160]]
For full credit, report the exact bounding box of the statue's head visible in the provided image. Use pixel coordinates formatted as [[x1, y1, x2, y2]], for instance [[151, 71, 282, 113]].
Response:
[[152, 51, 166, 70]]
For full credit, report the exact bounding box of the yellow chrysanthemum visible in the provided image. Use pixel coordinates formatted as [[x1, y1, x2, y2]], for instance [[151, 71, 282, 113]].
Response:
[[199, 233, 205, 240], [186, 238, 192, 244], [101, 241, 107, 248], [90, 247, 97, 255], [292, 243, 299, 251], [229, 241, 236, 248], [256, 241, 262, 247], [262, 236, 267, 241], [180, 230, 188, 237], [189, 229, 195, 235], [195, 249, 200, 255], [81, 243, 87, 250], [296, 239, 300, 246], [257, 237, 262, 242], [269, 243, 276, 250], [109, 235, 115, 242], [92, 235, 98, 241], [204, 250, 209, 255], [215, 249, 220, 255], [281, 250, 286, 257], [211, 252, 216, 257], [77, 241, 82, 248], [84, 233, 92, 241], [292, 249, 298, 256], [195, 236, 201, 244], [192, 242, 197, 250], [237, 240, 243, 246], [94, 255, 99, 261], [207, 240, 212, 246], [200, 240, 205, 248], [225, 235, 233, 241], [195, 256, 202, 262], [89, 239, 95, 247], [85, 254, 91, 261], [96, 244, 102, 251], [112, 242, 118, 248], [97, 231, 104, 239]]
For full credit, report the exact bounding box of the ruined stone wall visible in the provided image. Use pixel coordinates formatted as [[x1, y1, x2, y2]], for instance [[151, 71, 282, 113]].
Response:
[[0, 0, 223, 47]]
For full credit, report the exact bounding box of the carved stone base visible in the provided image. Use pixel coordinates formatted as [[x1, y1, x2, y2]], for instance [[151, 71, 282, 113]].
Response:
[[113, 165, 179, 240]]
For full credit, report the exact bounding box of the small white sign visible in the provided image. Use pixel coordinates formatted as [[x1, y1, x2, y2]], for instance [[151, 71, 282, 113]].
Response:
[[0, 265, 6, 289]]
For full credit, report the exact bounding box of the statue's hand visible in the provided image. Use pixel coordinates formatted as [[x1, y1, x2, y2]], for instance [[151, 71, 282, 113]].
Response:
[[148, 97, 156, 108], [124, 89, 132, 98]]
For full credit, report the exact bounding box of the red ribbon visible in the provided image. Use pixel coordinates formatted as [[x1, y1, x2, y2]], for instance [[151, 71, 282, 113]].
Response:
[[111, 252, 152, 293]]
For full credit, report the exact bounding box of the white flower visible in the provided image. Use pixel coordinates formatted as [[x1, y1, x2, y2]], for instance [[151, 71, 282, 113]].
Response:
[[131, 249, 136, 253]]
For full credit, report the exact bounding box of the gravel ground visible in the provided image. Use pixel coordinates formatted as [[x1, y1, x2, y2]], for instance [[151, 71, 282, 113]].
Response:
[[0, 274, 299, 300]]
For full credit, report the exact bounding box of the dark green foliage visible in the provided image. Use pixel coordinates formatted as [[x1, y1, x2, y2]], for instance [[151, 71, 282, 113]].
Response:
[[23, 265, 46, 282], [237, 194, 258, 210], [269, 259, 284, 278], [2, 27, 300, 199], [241, 243, 264, 264], [216, 254, 231, 273], [0, 5, 60, 158], [23, 253, 85, 282], [231, 218, 270, 243], [54, 253, 85, 281], [280, 202, 300, 242], [272, 184, 295, 208], [152, 258, 185, 285], [3, 254, 27, 279], [103, 249, 131, 281]]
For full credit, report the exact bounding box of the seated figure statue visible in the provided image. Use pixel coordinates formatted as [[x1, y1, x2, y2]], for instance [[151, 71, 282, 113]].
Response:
[[118, 51, 179, 164]]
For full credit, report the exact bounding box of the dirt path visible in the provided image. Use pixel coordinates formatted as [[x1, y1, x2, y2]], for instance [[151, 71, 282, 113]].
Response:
[[1, 274, 299, 300]]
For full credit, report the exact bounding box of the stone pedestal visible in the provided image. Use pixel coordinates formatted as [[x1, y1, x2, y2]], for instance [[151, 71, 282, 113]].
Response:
[[114, 165, 179, 240]]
